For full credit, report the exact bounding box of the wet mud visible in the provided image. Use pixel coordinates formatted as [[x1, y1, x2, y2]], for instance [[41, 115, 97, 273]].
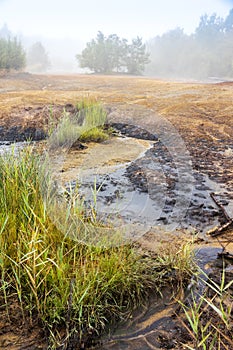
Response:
[[62, 122, 233, 237], [52, 120, 233, 349]]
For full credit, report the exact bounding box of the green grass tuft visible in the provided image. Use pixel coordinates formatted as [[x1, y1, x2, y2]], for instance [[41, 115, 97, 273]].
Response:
[[79, 126, 109, 142], [48, 99, 109, 149]]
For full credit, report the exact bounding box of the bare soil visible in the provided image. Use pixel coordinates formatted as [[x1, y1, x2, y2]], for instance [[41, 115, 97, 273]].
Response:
[[0, 72, 232, 349]]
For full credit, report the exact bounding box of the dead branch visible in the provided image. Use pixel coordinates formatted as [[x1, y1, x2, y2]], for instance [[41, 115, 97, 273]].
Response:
[[207, 193, 233, 237], [207, 220, 233, 237], [217, 251, 233, 261], [210, 192, 231, 222]]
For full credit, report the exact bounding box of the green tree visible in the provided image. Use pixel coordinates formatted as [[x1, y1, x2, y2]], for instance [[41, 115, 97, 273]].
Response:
[[224, 8, 233, 32], [9, 38, 26, 70], [194, 12, 233, 77], [124, 37, 150, 74], [105, 34, 124, 72], [195, 13, 224, 46], [76, 31, 108, 73], [146, 28, 189, 77], [76, 32, 150, 74], [146, 9, 233, 79], [0, 36, 25, 71], [27, 42, 50, 72]]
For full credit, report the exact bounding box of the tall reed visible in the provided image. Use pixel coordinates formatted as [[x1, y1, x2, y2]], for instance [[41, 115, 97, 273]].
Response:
[[178, 265, 233, 350]]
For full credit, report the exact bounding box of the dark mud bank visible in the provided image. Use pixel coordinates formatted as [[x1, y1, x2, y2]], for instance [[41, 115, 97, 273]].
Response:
[[0, 103, 78, 142], [0, 125, 46, 142]]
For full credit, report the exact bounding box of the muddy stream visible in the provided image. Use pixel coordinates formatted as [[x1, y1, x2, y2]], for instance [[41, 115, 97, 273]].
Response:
[[48, 124, 233, 349], [53, 132, 232, 238]]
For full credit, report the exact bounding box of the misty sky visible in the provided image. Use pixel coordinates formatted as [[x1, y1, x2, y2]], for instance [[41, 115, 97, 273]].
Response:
[[1, 0, 233, 41]]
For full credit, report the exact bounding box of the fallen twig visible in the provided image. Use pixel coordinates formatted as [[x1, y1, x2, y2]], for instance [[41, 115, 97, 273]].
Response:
[[210, 192, 231, 222], [207, 193, 233, 237], [217, 251, 233, 261], [207, 221, 233, 237]]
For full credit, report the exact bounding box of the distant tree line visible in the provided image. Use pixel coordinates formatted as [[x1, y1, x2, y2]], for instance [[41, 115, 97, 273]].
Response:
[[1, 8, 233, 79], [76, 31, 150, 75], [146, 9, 233, 79]]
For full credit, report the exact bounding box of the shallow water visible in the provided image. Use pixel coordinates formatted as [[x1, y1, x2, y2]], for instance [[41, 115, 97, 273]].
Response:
[[1, 136, 232, 238], [0, 141, 31, 154], [54, 136, 233, 241]]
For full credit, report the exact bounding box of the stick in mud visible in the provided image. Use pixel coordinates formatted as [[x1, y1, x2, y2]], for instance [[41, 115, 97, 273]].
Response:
[[207, 192, 233, 237]]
